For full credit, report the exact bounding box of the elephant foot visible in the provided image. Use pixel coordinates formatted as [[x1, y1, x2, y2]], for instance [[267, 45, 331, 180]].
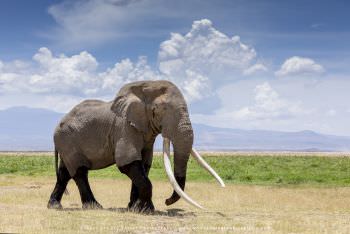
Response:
[[128, 200, 136, 209], [82, 201, 103, 210], [47, 199, 63, 210], [128, 199, 154, 214]]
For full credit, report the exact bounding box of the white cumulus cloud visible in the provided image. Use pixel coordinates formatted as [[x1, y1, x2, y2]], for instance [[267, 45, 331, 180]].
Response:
[[30, 47, 98, 95], [275, 56, 325, 77], [98, 56, 160, 94], [1, 19, 268, 109], [0, 48, 159, 111], [243, 63, 268, 76], [158, 19, 263, 101], [232, 82, 305, 120], [0, 47, 159, 98]]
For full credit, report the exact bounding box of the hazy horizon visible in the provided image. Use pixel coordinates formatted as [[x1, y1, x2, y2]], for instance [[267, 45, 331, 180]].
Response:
[[1, 106, 350, 152]]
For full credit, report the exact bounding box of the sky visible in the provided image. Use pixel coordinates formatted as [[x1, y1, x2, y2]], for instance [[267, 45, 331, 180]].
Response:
[[0, 0, 350, 135]]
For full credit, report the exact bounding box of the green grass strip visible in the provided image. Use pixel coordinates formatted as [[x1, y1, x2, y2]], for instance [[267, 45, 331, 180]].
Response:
[[1, 155, 350, 186]]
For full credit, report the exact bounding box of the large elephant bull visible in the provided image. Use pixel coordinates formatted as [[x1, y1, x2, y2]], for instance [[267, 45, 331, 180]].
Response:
[[47, 80, 224, 212]]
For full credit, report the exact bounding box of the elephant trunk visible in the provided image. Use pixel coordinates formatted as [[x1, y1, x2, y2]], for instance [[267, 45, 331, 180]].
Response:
[[162, 102, 224, 209], [173, 114, 193, 178], [162, 109, 225, 209], [164, 113, 194, 206]]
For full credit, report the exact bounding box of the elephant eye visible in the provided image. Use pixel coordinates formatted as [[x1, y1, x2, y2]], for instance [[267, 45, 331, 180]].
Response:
[[178, 106, 185, 112]]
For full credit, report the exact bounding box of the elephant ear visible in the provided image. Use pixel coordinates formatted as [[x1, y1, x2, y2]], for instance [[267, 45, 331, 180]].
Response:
[[112, 94, 148, 133]]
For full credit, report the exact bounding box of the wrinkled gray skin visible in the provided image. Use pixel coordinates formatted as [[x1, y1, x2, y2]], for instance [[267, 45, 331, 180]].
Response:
[[48, 80, 193, 211]]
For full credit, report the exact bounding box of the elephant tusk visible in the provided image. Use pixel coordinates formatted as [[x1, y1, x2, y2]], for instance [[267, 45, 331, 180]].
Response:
[[191, 148, 225, 187], [163, 138, 204, 209]]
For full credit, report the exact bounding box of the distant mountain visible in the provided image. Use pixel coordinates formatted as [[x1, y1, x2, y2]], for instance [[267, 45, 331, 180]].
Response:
[[0, 106, 350, 151], [190, 124, 350, 151]]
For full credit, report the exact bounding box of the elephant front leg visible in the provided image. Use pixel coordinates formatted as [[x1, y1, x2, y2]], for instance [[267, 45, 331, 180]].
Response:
[[128, 145, 153, 209], [119, 160, 154, 213], [128, 183, 138, 209], [128, 163, 151, 209]]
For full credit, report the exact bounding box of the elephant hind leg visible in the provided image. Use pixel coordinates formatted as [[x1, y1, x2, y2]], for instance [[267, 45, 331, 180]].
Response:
[[73, 166, 103, 209], [47, 162, 71, 209]]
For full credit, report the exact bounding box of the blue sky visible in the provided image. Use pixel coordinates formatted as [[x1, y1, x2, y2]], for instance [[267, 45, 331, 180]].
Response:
[[2, 0, 349, 65], [0, 0, 350, 135]]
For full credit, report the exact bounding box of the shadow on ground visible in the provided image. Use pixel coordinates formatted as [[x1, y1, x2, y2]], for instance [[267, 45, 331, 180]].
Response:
[[59, 207, 196, 217]]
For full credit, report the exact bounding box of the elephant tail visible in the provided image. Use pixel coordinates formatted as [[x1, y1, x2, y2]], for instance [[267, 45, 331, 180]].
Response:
[[55, 149, 69, 195], [55, 149, 59, 179]]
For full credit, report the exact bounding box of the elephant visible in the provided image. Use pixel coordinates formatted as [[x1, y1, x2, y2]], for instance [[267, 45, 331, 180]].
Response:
[[47, 80, 224, 212]]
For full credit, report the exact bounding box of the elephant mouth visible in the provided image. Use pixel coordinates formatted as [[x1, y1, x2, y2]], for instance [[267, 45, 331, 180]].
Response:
[[163, 138, 225, 209]]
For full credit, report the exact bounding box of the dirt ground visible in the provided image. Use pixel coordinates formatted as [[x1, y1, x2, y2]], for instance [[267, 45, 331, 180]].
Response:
[[1, 176, 350, 233]]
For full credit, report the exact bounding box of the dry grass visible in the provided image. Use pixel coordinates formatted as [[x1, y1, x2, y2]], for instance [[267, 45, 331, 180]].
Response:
[[1, 176, 350, 233]]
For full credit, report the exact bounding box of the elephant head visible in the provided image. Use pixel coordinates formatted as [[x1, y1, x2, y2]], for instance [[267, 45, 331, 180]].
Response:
[[112, 80, 224, 209]]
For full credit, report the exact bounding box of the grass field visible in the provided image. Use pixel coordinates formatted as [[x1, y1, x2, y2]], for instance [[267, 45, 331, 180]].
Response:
[[1, 154, 350, 186], [1, 153, 350, 233]]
